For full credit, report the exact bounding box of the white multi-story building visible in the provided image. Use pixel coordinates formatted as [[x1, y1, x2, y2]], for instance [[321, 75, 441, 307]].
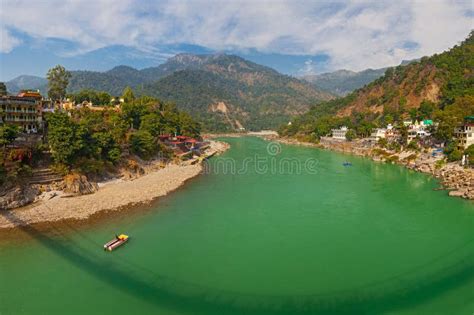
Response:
[[407, 120, 432, 142], [331, 126, 348, 140], [370, 128, 387, 142], [454, 116, 474, 150]]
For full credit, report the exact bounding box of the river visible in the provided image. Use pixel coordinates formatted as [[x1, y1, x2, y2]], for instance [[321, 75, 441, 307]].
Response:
[[0, 137, 473, 315]]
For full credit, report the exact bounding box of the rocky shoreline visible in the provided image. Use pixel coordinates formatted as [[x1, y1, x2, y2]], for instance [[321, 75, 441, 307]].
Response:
[[0, 140, 229, 229], [274, 136, 473, 200]]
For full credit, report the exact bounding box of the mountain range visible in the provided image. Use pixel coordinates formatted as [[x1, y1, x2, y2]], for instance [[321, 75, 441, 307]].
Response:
[[5, 54, 334, 130], [301, 60, 417, 96]]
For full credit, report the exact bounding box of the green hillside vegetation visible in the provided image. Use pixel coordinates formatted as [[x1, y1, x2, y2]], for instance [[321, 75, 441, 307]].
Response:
[[280, 32, 474, 145], [1, 89, 200, 184], [138, 55, 333, 131]]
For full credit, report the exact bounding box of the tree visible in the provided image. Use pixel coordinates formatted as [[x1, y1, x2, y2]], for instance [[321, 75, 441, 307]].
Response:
[[122, 86, 135, 104], [0, 124, 18, 166], [418, 100, 436, 119], [46, 112, 81, 165], [397, 122, 408, 145], [0, 82, 7, 96], [345, 129, 356, 141], [448, 148, 463, 162], [140, 113, 163, 137], [47, 65, 71, 101], [464, 144, 474, 165], [129, 130, 156, 159]]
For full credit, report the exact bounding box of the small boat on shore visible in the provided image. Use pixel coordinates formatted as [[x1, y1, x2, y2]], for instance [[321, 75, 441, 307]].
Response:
[[104, 234, 129, 251]]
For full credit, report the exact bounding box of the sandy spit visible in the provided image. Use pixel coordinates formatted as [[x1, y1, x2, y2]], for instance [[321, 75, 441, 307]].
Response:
[[0, 141, 229, 229]]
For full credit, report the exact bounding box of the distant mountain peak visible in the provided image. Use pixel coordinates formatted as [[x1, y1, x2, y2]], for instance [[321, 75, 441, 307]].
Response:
[[107, 65, 139, 73]]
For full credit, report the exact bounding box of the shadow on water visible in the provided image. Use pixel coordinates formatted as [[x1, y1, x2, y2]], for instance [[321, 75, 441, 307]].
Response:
[[1, 210, 474, 315]]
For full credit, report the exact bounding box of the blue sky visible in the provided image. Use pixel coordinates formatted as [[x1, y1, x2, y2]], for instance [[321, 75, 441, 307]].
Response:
[[1, 0, 473, 81]]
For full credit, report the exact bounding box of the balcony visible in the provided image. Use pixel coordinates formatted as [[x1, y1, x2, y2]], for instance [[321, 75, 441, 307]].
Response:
[[4, 117, 38, 123], [2, 108, 37, 113]]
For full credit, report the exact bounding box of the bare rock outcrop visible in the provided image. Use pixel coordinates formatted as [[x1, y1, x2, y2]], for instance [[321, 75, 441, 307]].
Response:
[[0, 186, 39, 210], [63, 174, 99, 195]]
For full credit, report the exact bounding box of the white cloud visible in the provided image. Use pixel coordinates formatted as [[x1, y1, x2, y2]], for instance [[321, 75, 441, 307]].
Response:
[[0, 0, 472, 71], [0, 28, 22, 53]]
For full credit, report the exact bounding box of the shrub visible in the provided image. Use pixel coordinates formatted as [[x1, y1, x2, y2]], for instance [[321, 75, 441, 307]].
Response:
[[345, 130, 356, 141], [407, 141, 419, 151], [435, 159, 446, 170], [448, 148, 463, 162], [378, 138, 388, 148], [386, 155, 399, 164], [464, 144, 474, 165]]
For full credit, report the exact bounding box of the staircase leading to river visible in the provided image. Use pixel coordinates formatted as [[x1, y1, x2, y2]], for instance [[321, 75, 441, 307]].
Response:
[[28, 168, 63, 185]]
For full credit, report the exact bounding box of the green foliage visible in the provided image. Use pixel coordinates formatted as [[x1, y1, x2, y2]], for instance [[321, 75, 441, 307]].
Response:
[[0, 82, 7, 96], [464, 144, 474, 164], [345, 129, 356, 141], [129, 130, 156, 159], [407, 141, 419, 151], [448, 148, 463, 162], [378, 138, 388, 148], [434, 95, 474, 142], [0, 124, 19, 166], [0, 124, 19, 147], [44, 94, 199, 172], [280, 32, 473, 145], [47, 65, 71, 101], [122, 86, 135, 104], [418, 100, 436, 119], [46, 113, 83, 165], [434, 159, 446, 170], [68, 89, 111, 105]]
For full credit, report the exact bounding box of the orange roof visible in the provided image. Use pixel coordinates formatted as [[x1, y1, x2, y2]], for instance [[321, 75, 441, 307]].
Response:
[[17, 91, 42, 99]]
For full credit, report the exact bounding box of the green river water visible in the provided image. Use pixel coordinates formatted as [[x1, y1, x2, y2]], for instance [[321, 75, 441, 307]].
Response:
[[0, 137, 473, 315]]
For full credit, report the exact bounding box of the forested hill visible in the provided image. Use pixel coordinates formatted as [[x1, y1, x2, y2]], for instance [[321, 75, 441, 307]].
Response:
[[138, 54, 334, 130], [280, 32, 473, 142]]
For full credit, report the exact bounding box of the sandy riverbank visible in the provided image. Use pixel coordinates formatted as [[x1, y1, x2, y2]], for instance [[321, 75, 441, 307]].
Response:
[[0, 141, 229, 229]]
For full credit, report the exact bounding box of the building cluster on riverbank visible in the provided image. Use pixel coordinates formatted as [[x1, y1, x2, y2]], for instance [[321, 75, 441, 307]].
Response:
[[330, 117, 473, 159]]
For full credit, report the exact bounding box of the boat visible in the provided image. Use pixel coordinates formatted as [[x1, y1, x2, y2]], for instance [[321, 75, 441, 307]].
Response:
[[104, 234, 129, 251], [343, 162, 352, 167]]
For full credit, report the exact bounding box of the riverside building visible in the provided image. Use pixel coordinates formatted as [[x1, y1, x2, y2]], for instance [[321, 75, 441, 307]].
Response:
[[0, 91, 43, 133], [331, 126, 348, 140], [455, 116, 474, 150]]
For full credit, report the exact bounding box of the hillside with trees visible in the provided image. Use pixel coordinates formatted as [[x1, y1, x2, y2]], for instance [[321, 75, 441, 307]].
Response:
[[280, 32, 474, 146], [139, 55, 333, 131], [1, 65, 201, 188]]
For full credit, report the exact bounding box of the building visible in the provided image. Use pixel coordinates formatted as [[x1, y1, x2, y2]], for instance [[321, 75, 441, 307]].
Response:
[[370, 128, 387, 142], [407, 120, 431, 142], [385, 124, 396, 138], [331, 126, 348, 140], [0, 93, 42, 133], [454, 116, 474, 150], [369, 124, 395, 142]]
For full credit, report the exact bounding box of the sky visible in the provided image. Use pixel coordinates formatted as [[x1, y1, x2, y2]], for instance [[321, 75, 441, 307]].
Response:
[[0, 0, 473, 81]]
